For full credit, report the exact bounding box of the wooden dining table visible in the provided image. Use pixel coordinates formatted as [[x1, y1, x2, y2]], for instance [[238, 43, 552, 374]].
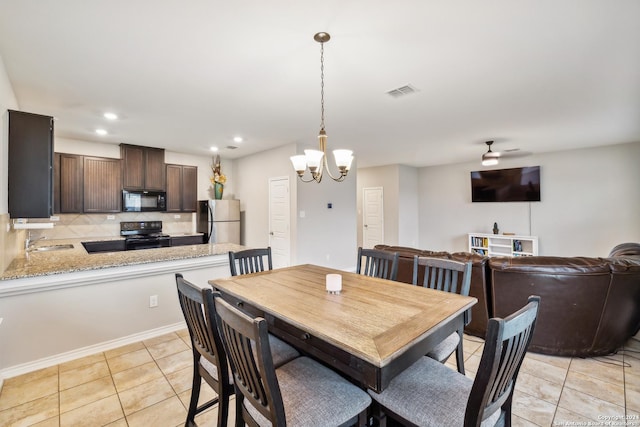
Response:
[[209, 264, 477, 392]]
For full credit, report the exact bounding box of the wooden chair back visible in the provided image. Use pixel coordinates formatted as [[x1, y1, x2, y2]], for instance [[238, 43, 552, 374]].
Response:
[[213, 295, 285, 426], [229, 247, 273, 276], [412, 256, 472, 296], [357, 247, 399, 281], [465, 295, 541, 426], [175, 273, 232, 424]]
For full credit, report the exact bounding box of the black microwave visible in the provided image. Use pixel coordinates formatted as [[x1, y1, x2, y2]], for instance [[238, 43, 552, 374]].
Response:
[[122, 190, 167, 212]]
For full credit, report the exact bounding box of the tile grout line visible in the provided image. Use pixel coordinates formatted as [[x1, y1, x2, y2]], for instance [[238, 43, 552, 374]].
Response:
[[104, 348, 130, 427]]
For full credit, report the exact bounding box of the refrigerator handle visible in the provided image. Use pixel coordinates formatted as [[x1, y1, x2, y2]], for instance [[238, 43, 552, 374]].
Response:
[[208, 203, 214, 243]]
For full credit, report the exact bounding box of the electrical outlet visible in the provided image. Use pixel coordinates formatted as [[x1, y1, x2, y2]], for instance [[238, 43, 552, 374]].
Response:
[[149, 295, 158, 308], [107, 215, 115, 220], [174, 214, 181, 219]]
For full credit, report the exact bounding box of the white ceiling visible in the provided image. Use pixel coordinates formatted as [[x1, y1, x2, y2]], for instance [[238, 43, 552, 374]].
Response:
[[1, 0, 639, 168]]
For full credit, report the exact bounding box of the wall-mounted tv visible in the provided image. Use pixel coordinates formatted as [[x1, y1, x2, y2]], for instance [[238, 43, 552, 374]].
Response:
[[471, 166, 541, 202]]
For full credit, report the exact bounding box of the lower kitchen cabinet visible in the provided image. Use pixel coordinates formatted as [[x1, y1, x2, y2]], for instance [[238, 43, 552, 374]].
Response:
[[171, 234, 205, 246]]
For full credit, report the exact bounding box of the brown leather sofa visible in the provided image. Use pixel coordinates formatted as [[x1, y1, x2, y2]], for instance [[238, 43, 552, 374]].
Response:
[[375, 243, 640, 357]]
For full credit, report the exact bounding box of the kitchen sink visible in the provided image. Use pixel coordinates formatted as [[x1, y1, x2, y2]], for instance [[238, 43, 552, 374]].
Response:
[[31, 244, 75, 252]]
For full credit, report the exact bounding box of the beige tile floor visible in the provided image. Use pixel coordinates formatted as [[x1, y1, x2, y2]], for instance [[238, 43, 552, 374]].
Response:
[[1, 329, 639, 427]]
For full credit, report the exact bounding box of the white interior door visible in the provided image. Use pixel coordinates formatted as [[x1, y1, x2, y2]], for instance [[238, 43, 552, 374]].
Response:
[[363, 187, 384, 249], [269, 176, 291, 268]]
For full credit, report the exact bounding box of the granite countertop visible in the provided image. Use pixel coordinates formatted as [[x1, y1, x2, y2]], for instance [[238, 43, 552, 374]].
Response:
[[1, 238, 243, 281]]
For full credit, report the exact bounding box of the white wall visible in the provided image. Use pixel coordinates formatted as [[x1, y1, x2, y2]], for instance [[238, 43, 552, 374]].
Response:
[[234, 143, 357, 269], [356, 164, 419, 248], [398, 165, 419, 248], [233, 144, 299, 251], [295, 159, 357, 270], [357, 165, 400, 246], [418, 142, 640, 256], [0, 54, 20, 273], [0, 55, 18, 216]]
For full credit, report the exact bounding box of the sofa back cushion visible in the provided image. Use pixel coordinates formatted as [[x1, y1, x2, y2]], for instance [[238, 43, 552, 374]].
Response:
[[489, 256, 611, 356]]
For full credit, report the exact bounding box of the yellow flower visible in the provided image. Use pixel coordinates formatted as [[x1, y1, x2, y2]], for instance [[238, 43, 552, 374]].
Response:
[[210, 155, 227, 185]]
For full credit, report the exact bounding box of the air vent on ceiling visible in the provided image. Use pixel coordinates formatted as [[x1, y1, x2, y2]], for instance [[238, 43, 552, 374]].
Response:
[[386, 84, 418, 98], [226, 146, 238, 150]]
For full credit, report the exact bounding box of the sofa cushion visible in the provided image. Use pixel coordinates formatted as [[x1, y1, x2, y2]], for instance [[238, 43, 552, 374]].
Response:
[[608, 242, 640, 258]]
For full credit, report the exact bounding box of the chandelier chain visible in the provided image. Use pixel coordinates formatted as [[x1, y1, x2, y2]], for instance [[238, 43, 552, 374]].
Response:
[[320, 41, 325, 131]]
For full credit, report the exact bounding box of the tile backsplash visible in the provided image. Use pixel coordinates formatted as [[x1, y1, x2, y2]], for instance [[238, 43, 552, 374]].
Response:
[[24, 212, 195, 240]]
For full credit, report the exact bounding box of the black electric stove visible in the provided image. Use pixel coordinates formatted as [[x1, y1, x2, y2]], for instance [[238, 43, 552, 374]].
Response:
[[120, 221, 171, 250]]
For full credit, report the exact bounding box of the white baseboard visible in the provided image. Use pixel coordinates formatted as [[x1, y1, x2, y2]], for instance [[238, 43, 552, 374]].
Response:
[[0, 322, 187, 382]]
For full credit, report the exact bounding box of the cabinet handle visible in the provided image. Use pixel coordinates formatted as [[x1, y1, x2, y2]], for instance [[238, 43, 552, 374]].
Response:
[[301, 332, 311, 340]]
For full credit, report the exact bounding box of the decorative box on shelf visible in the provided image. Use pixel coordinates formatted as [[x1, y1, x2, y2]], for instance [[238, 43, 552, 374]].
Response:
[[468, 233, 538, 257]]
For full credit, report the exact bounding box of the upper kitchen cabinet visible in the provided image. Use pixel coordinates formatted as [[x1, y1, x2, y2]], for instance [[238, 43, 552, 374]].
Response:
[[121, 144, 165, 191], [166, 164, 198, 212], [54, 153, 84, 213], [84, 156, 122, 212], [8, 110, 54, 218]]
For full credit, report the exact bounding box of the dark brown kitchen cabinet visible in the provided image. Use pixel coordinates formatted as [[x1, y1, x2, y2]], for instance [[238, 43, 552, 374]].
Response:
[[166, 164, 198, 212], [84, 157, 122, 212], [121, 144, 165, 191], [54, 153, 84, 213], [8, 110, 54, 218]]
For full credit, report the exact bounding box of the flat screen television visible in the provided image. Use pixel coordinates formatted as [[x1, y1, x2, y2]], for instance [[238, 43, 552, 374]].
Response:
[[471, 166, 541, 202]]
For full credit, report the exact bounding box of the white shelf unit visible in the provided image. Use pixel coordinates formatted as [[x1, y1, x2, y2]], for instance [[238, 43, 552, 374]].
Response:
[[468, 233, 538, 257]]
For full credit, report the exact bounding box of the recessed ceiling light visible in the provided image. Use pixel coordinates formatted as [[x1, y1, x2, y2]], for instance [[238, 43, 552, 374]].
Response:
[[233, 136, 243, 143], [96, 129, 108, 136], [103, 112, 118, 120], [210, 146, 219, 152]]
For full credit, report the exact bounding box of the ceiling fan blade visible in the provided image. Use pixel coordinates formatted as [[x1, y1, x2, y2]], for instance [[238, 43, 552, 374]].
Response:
[[498, 150, 532, 159]]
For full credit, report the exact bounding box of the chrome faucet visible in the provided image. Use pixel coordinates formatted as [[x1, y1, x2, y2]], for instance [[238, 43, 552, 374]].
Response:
[[25, 231, 46, 251]]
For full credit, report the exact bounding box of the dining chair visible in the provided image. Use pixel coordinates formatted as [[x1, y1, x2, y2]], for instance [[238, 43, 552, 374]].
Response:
[[369, 295, 541, 427], [212, 294, 372, 427], [412, 255, 472, 374], [229, 247, 273, 276], [356, 247, 399, 281], [175, 274, 300, 427], [175, 273, 234, 427]]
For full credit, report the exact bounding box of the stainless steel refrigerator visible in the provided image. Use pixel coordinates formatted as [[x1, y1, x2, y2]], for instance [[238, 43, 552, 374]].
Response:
[[197, 200, 241, 244]]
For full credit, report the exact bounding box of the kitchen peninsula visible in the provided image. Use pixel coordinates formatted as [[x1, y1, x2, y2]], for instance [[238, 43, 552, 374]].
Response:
[[1, 239, 240, 281], [0, 240, 243, 379]]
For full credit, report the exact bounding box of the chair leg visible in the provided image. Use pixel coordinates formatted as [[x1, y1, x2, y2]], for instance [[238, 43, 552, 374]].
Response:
[[185, 354, 202, 426], [455, 326, 465, 375], [235, 392, 245, 427], [217, 389, 230, 427], [371, 402, 387, 427], [357, 409, 368, 427]]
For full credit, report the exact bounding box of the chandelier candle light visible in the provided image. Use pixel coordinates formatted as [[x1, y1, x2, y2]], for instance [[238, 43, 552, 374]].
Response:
[[290, 32, 354, 183]]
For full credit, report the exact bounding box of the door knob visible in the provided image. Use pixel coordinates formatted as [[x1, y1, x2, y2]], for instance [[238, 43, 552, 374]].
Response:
[[270, 231, 274, 235]]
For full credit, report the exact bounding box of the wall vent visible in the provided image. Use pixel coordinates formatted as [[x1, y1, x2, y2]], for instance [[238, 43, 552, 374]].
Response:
[[386, 84, 418, 98]]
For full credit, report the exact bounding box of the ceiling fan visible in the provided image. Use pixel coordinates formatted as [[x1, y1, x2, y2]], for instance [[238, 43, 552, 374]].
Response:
[[481, 140, 529, 166]]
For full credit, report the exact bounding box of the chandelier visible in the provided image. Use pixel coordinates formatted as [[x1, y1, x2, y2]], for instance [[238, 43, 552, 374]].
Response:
[[290, 32, 354, 183]]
